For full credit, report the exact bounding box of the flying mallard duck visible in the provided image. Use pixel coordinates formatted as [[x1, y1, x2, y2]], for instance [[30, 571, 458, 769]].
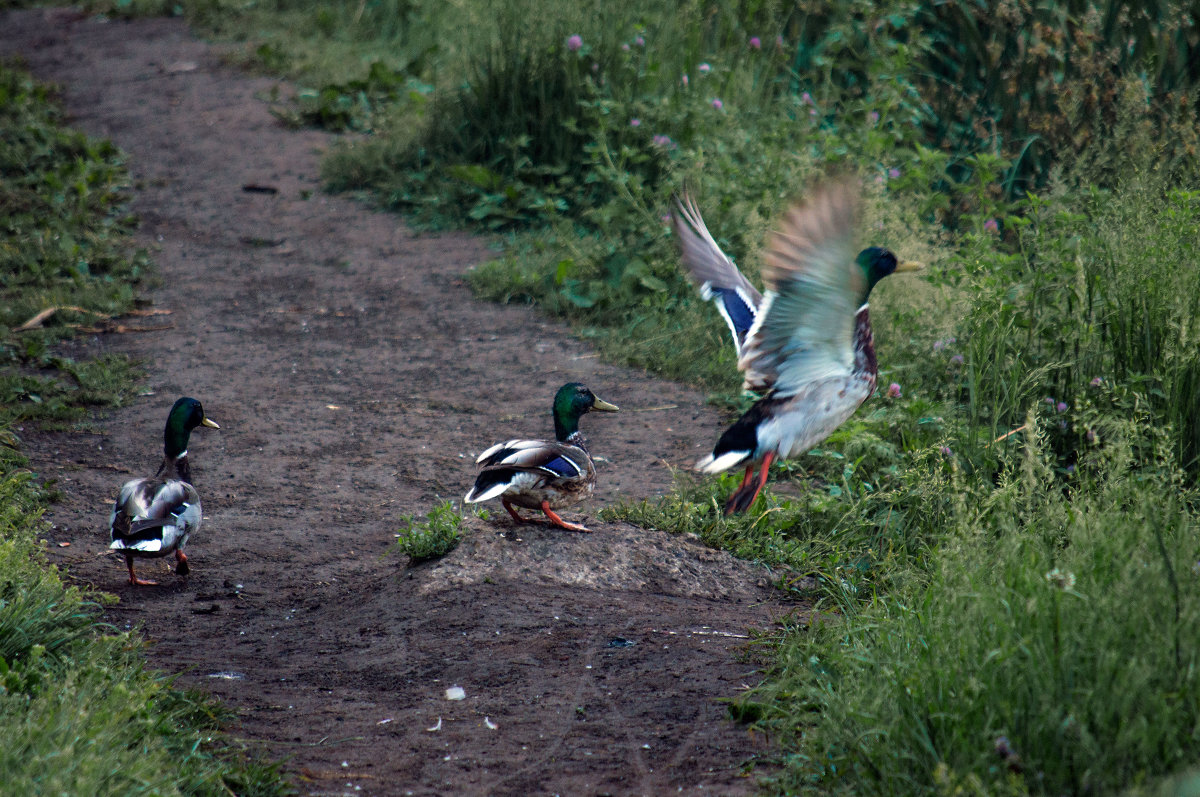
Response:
[[109, 397, 219, 585], [465, 383, 618, 532], [672, 179, 923, 514]]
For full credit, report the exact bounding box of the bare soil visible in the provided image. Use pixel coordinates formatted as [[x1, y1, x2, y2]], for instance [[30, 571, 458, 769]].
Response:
[[1, 11, 795, 795]]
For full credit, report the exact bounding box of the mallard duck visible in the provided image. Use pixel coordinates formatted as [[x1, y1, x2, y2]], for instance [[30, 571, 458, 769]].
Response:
[[109, 397, 219, 585], [672, 179, 923, 514], [465, 383, 618, 532]]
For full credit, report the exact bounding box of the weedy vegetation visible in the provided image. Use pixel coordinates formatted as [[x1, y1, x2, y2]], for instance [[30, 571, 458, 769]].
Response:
[[0, 59, 149, 426], [0, 58, 290, 795], [392, 499, 469, 563], [52, 0, 1200, 792]]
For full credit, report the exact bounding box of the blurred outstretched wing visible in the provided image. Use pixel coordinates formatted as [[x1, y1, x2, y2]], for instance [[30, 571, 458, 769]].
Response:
[[672, 193, 763, 356], [738, 180, 864, 397]]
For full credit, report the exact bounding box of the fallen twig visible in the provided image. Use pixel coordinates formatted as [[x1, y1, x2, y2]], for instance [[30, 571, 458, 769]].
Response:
[[74, 462, 134, 473], [629, 404, 677, 413], [124, 308, 173, 317], [15, 305, 107, 331], [72, 322, 174, 334], [15, 305, 174, 333], [993, 424, 1027, 444]]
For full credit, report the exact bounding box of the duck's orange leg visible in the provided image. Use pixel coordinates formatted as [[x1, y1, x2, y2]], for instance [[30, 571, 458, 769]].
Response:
[[724, 452, 775, 515], [126, 554, 158, 586], [540, 500, 591, 532], [736, 464, 755, 492], [501, 498, 529, 524], [750, 452, 775, 500], [175, 549, 190, 576]]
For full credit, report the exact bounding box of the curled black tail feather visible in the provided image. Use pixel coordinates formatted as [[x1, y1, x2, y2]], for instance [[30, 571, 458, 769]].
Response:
[[467, 467, 517, 502]]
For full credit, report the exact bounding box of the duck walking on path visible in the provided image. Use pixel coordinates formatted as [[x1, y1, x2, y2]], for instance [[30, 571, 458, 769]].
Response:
[[673, 179, 923, 514], [466, 383, 618, 532], [109, 397, 219, 585]]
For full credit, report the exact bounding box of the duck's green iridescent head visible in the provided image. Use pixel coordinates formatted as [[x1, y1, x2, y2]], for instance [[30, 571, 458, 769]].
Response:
[[552, 383, 619, 440], [856, 246, 924, 303], [163, 397, 220, 459]]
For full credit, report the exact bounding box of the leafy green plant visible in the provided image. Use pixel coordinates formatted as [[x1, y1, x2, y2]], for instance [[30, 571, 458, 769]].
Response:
[[285, 61, 432, 133], [393, 500, 467, 562], [951, 155, 1200, 473]]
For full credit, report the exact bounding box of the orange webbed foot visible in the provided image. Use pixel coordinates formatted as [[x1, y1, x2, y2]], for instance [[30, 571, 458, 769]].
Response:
[[540, 501, 591, 532]]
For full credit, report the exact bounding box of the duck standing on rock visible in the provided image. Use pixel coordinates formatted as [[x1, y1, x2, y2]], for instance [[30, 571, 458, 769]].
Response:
[[109, 397, 219, 585], [672, 179, 923, 514], [465, 383, 618, 532]]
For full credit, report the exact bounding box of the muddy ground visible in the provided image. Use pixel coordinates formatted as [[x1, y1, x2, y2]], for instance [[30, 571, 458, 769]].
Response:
[[1, 11, 796, 796]]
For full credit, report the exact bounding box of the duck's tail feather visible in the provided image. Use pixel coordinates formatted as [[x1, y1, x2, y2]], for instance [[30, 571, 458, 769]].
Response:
[[695, 449, 754, 474], [465, 471, 516, 504], [110, 517, 171, 551]]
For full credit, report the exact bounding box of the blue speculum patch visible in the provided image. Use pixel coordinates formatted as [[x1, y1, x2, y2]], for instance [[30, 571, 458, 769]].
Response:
[[541, 456, 579, 477], [714, 286, 756, 339]]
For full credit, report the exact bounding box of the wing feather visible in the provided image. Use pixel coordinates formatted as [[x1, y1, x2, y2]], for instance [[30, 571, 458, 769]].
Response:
[[477, 439, 544, 466], [488, 442, 582, 477], [465, 440, 586, 503], [672, 193, 763, 355], [738, 179, 864, 397], [143, 481, 197, 519], [110, 478, 199, 552]]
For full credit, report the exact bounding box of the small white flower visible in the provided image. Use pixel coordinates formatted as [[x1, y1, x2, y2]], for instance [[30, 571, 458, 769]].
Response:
[[1044, 568, 1076, 591]]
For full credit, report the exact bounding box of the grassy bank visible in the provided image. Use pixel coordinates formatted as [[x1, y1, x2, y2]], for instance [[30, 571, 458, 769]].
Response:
[[78, 0, 1200, 792], [0, 58, 289, 795]]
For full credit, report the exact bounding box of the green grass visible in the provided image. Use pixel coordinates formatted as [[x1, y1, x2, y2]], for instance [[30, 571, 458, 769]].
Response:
[[0, 58, 290, 795], [739, 415, 1200, 795], [0, 61, 147, 334], [1, 57, 149, 425], [596, 153, 1200, 792]]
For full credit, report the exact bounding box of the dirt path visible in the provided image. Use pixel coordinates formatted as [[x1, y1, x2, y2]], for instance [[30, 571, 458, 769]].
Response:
[[2, 11, 788, 795]]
